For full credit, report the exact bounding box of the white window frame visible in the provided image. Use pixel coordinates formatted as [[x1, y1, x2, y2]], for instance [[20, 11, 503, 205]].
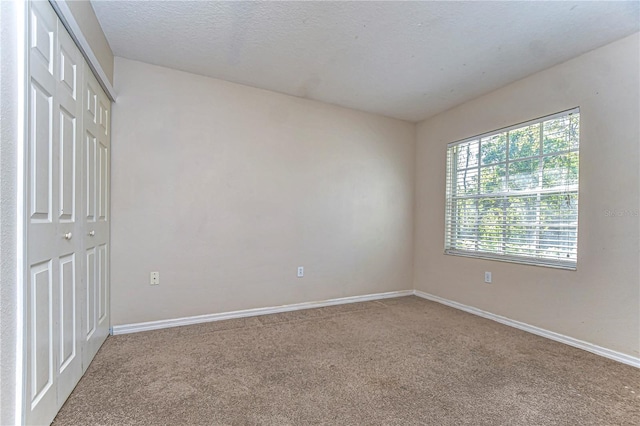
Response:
[[444, 108, 580, 270]]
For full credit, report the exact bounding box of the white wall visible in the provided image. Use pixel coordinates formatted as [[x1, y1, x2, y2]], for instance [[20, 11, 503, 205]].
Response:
[[111, 57, 415, 326], [1, 1, 21, 424], [414, 34, 640, 357]]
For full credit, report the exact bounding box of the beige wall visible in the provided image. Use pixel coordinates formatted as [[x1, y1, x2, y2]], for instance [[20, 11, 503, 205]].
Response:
[[66, 0, 114, 84], [111, 57, 415, 326], [414, 33, 640, 357]]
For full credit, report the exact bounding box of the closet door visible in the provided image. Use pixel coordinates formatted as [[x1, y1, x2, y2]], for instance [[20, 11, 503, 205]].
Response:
[[82, 68, 111, 368], [25, 2, 59, 423], [55, 16, 84, 404], [25, 1, 83, 424]]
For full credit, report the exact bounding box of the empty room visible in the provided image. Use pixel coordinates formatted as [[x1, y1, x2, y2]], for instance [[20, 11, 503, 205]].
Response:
[[2, 0, 640, 424]]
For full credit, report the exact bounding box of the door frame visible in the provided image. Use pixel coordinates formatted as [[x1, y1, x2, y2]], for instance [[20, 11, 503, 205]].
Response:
[[0, 2, 31, 426]]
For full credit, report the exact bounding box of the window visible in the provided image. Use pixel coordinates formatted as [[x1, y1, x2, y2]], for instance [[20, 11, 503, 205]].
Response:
[[444, 108, 579, 269]]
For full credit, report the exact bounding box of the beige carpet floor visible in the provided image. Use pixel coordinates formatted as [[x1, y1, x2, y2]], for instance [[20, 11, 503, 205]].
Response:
[[53, 296, 639, 425]]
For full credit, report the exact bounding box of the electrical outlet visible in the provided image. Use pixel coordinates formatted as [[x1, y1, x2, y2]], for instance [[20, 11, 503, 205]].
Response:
[[484, 271, 492, 283], [150, 271, 160, 285], [297, 266, 304, 278]]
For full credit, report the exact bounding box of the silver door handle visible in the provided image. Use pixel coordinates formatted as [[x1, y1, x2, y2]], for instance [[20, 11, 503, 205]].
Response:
[[89, 230, 95, 236], [64, 232, 73, 240]]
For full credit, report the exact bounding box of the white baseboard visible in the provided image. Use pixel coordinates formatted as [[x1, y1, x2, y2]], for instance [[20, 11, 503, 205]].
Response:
[[413, 290, 640, 369], [111, 288, 639, 368], [111, 290, 414, 335]]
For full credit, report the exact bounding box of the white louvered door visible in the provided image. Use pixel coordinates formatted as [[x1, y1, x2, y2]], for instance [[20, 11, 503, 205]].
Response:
[[25, 1, 110, 424]]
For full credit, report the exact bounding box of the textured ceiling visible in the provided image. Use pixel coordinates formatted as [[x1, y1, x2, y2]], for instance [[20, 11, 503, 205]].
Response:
[[91, 0, 640, 122]]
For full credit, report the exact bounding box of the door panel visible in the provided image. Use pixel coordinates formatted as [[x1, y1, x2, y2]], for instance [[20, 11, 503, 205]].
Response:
[[54, 16, 84, 408], [29, 82, 53, 222], [59, 254, 75, 371], [59, 47, 77, 98], [86, 84, 97, 122], [26, 3, 59, 423], [98, 142, 107, 220], [30, 260, 54, 406], [85, 247, 96, 339], [83, 70, 110, 368], [98, 244, 108, 322], [30, 4, 54, 74], [99, 100, 108, 133], [58, 107, 75, 222], [85, 132, 96, 221]]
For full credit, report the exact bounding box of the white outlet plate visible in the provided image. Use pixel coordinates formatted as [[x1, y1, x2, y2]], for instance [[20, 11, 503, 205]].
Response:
[[150, 271, 160, 285], [484, 271, 492, 283], [297, 266, 304, 277]]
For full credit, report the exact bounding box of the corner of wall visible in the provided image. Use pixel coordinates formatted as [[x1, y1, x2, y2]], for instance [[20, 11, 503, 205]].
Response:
[[410, 121, 419, 291], [410, 34, 640, 357]]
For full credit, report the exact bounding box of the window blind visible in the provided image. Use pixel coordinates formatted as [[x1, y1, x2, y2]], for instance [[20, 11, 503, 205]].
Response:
[[444, 108, 580, 269]]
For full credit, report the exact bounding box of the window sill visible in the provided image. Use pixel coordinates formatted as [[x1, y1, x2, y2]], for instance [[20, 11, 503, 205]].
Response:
[[444, 249, 577, 270]]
